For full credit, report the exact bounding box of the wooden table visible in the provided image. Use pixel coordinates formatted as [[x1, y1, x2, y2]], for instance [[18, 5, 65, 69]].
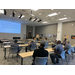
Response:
[[19, 48, 53, 65], [38, 41, 41, 43], [0, 40, 9, 48], [72, 44, 75, 47], [3, 43, 40, 59]]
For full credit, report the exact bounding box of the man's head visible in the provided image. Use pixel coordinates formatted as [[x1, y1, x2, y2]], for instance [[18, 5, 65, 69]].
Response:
[[55, 39, 57, 41], [64, 38, 67, 41], [57, 40, 61, 44], [31, 41, 34, 43], [45, 38, 47, 40], [33, 37, 35, 40], [66, 41, 70, 44], [40, 42, 45, 48], [14, 39, 17, 43]]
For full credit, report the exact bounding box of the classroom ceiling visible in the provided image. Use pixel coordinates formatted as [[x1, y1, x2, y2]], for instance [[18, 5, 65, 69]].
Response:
[[0, 9, 75, 26]]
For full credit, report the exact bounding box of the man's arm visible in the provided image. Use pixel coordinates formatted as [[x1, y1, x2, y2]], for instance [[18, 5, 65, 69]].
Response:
[[64, 45, 67, 50]]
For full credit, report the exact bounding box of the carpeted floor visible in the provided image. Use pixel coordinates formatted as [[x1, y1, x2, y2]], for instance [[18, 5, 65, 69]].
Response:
[[0, 44, 75, 65]]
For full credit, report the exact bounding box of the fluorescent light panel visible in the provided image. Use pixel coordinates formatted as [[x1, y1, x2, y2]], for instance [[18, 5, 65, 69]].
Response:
[[48, 13, 58, 17], [36, 19, 39, 21], [31, 19, 35, 21], [59, 17, 67, 20], [21, 15, 25, 18], [31, 9, 38, 11], [31, 14, 34, 16], [0, 9, 4, 14], [42, 21, 47, 23]]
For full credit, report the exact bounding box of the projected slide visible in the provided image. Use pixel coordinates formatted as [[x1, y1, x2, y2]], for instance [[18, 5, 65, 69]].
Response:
[[0, 20, 21, 34]]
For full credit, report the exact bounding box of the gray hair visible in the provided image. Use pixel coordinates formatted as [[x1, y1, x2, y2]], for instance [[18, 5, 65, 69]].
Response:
[[67, 41, 70, 44]]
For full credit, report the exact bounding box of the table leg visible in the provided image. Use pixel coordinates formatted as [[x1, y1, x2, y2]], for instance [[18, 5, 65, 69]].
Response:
[[1, 43, 2, 48], [21, 57, 23, 65], [4, 48, 6, 59]]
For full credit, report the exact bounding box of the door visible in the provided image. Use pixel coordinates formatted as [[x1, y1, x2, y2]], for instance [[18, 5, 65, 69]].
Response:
[[28, 32, 32, 39]]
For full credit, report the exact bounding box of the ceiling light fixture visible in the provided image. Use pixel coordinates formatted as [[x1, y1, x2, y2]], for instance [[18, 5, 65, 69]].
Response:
[[0, 9, 4, 14], [18, 15, 25, 18], [31, 9, 39, 11], [34, 18, 37, 21], [38, 20, 42, 22], [39, 13, 41, 15], [51, 9, 54, 10], [12, 12, 15, 17], [4, 9, 6, 15], [69, 17, 70, 18], [42, 21, 47, 23], [31, 14, 34, 16], [36, 18, 40, 21], [59, 17, 67, 20], [29, 17, 32, 21], [18, 14, 23, 19], [48, 13, 58, 17], [64, 15, 66, 16], [58, 12, 61, 14], [21, 15, 25, 18], [31, 18, 35, 21]]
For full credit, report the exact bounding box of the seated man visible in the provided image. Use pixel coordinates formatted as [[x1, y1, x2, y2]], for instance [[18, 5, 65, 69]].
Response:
[[11, 39, 21, 56], [43, 38, 49, 48], [44, 38, 48, 43], [36, 34, 40, 41], [25, 41, 36, 52], [50, 40, 64, 64], [63, 38, 67, 46], [32, 42, 48, 65], [64, 41, 71, 51], [32, 37, 37, 43]]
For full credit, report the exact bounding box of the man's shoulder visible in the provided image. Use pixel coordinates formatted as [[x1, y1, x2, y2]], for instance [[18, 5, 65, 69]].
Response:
[[34, 49, 40, 53], [44, 49, 48, 53]]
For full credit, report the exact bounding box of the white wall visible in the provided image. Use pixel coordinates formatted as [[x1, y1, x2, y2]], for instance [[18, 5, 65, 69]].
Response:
[[0, 24, 26, 39]]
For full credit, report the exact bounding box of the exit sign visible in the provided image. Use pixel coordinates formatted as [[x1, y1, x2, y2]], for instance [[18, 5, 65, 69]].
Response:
[[29, 31, 31, 32]]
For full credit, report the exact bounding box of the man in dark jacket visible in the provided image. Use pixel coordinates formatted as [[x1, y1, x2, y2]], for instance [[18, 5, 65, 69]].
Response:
[[32, 42, 48, 65]]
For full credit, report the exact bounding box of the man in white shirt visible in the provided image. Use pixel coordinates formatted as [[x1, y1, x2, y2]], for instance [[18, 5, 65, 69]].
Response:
[[36, 34, 39, 41]]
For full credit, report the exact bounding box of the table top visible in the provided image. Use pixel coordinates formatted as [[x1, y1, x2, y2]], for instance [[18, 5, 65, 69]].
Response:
[[72, 44, 75, 47], [1, 40, 9, 42], [4, 43, 40, 48], [49, 42, 54, 45], [19, 51, 34, 58], [19, 48, 53, 58], [3, 42, 10, 44], [4, 44, 28, 48]]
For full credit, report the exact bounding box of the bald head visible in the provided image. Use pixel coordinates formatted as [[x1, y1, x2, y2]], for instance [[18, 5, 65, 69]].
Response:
[[66, 41, 70, 44]]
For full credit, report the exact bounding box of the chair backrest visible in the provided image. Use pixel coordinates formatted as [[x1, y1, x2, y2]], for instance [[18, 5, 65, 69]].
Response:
[[71, 47, 75, 52], [35, 40, 38, 43], [35, 57, 48, 65], [25, 41, 29, 44], [60, 51, 66, 59], [30, 45, 37, 51], [41, 40, 44, 43], [44, 42, 48, 49], [9, 47, 18, 54], [68, 48, 72, 54]]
